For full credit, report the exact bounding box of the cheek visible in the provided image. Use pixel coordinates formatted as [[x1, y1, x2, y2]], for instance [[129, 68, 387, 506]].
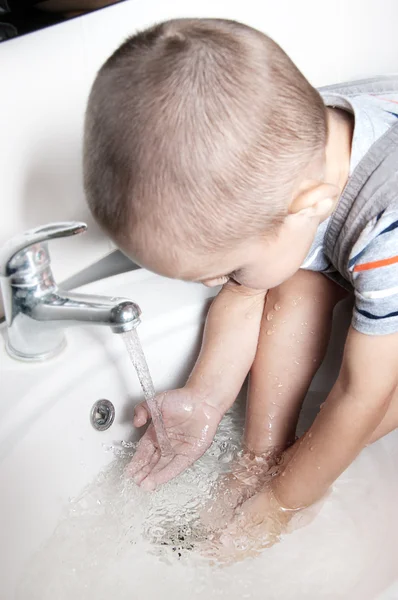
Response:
[[242, 254, 303, 290], [237, 267, 274, 290]]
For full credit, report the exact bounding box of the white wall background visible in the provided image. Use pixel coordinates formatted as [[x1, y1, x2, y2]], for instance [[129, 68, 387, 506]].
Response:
[[0, 0, 398, 292]]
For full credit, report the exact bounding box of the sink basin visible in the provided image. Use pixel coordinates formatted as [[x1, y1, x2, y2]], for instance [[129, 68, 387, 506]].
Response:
[[1, 269, 216, 598], [1, 269, 398, 600]]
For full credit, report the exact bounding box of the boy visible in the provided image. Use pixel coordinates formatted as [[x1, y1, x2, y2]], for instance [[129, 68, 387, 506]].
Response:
[[83, 19, 398, 549]]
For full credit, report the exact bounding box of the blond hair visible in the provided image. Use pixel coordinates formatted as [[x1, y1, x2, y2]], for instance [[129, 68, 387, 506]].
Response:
[[84, 18, 327, 255]]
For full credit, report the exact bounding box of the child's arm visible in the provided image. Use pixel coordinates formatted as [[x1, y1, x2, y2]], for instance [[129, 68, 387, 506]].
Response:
[[128, 282, 267, 489], [202, 271, 345, 531], [272, 327, 398, 509], [186, 282, 267, 406], [245, 270, 345, 456], [216, 328, 398, 558]]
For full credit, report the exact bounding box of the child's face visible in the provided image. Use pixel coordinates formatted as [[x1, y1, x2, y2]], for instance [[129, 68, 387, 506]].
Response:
[[191, 182, 336, 291], [198, 216, 317, 290], [133, 209, 320, 292]]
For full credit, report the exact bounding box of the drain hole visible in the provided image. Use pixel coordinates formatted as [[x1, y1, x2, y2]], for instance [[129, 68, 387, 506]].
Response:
[[91, 399, 115, 431]]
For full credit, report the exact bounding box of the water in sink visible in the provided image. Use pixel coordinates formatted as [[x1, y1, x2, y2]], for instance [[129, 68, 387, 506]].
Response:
[[16, 391, 398, 600], [122, 329, 173, 456]]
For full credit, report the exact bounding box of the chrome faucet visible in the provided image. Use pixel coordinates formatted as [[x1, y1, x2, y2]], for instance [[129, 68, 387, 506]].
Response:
[[0, 222, 141, 361]]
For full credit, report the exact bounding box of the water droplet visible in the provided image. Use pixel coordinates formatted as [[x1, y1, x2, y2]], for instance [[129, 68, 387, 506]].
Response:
[[293, 359, 300, 365], [313, 358, 318, 363], [308, 432, 313, 438], [274, 303, 281, 311], [281, 471, 286, 477], [266, 329, 274, 336], [317, 466, 321, 470], [292, 296, 302, 307], [309, 446, 314, 452], [266, 312, 274, 321]]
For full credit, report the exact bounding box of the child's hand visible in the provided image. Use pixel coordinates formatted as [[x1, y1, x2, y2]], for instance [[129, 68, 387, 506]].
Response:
[[127, 388, 223, 490], [207, 486, 291, 563], [201, 451, 278, 530]]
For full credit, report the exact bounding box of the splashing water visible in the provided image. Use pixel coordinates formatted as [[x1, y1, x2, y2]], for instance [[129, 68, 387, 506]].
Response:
[[16, 391, 398, 600], [16, 401, 248, 600], [122, 329, 173, 456]]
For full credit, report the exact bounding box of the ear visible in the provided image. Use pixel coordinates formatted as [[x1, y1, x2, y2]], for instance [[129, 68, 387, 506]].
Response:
[[288, 181, 340, 220]]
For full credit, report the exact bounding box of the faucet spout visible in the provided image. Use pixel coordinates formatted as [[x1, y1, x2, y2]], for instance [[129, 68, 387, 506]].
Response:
[[32, 291, 141, 334], [6, 289, 141, 361]]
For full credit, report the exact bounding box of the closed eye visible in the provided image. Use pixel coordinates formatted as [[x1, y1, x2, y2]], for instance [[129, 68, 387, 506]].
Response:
[[202, 276, 230, 288], [201, 269, 243, 288]]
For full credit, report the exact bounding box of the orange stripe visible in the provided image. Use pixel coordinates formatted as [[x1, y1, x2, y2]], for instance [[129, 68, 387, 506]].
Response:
[[354, 255, 398, 272], [372, 95, 398, 105]]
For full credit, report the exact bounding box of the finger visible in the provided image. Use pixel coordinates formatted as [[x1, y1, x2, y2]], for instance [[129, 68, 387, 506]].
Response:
[[137, 450, 177, 490], [140, 454, 193, 490], [133, 403, 149, 427], [133, 449, 161, 486], [126, 435, 156, 478], [219, 532, 236, 549]]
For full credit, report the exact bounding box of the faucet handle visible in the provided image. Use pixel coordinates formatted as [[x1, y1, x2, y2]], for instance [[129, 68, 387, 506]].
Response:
[[0, 221, 87, 278]]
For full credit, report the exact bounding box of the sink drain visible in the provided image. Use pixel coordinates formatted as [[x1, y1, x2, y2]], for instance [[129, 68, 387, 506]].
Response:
[[90, 399, 115, 431]]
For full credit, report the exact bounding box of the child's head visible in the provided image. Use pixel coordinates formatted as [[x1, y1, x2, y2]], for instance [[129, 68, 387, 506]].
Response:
[[84, 18, 335, 290]]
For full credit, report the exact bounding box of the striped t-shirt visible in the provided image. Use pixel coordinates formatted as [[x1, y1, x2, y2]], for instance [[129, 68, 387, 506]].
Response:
[[302, 92, 398, 335]]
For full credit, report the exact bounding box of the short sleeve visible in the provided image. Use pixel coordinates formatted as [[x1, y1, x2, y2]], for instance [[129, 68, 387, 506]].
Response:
[[348, 209, 398, 335]]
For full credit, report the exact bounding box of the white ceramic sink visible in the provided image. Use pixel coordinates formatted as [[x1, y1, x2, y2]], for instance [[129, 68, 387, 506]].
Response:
[[1, 269, 398, 600]]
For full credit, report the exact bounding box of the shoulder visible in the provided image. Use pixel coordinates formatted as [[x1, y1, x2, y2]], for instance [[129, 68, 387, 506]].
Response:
[[349, 205, 398, 273], [348, 206, 398, 335]]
